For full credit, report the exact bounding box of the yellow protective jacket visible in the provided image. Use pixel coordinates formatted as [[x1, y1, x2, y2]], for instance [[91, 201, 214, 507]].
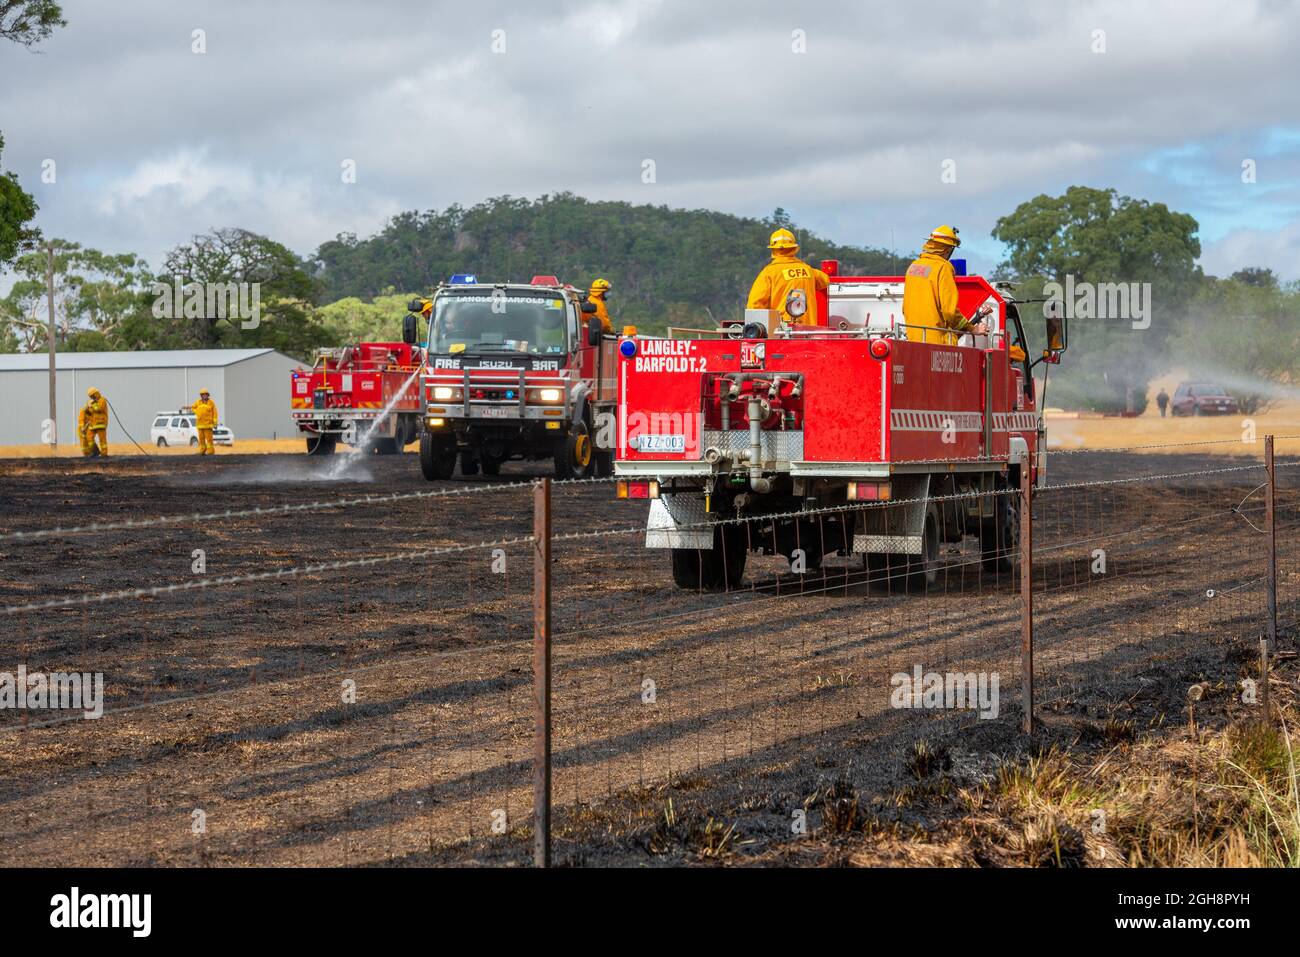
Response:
[[193, 398, 218, 429], [746, 252, 829, 326], [589, 294, 612, 333], [82, 396, 108, 430], [903, 248, 974, 343]]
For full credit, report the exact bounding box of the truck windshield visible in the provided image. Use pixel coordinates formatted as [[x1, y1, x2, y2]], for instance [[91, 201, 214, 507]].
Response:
[[429, 292, 569, 355]]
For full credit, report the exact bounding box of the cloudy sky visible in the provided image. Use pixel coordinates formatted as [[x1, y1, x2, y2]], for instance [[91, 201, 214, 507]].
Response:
[[2, 0, 1298, 284]]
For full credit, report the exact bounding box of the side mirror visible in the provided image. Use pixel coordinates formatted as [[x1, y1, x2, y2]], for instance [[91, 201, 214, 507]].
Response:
[[1045, 313, 1067, 353], [587, 316, 603, 347], [580, 301, 597, 314], [402, 312, 418, 346], [407, 298, 424, 314]]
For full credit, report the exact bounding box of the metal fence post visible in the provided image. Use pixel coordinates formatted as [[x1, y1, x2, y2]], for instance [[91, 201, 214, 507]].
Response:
[[1265, 434, 1277, 653], [1019, 454, 1034, 735], [532, 477, 552, 867]]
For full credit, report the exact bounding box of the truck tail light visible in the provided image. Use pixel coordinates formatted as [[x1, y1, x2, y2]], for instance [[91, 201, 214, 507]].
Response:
[[617, 480, 660, 500], [869, 339, 891, 360], [847, 481, 890, 501]]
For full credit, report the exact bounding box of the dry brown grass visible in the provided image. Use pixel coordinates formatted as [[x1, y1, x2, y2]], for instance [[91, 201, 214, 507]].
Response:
[[0, 438, 311, 458], [1045, 396, 1300, 457], [954, 716, 1300, 867]]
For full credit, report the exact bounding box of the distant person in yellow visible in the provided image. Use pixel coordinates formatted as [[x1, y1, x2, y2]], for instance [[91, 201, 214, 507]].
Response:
[[79, 387, 109, 456], [588, 278, 613, 333], [747, 228, 829, 326], [902, 225, 991, 344], [193, 389, 218, 455]]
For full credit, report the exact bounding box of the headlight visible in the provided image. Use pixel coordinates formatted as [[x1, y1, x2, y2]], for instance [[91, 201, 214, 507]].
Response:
[[538, 388, 563, 403], [427, 417, 445, 427], [432, 386, 456, 400]]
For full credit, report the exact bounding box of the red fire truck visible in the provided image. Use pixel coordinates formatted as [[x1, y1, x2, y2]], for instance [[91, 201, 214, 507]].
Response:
[[290, 342, 424, 455], [406, 275, 621, 479], [614, 261, 1067, 590]]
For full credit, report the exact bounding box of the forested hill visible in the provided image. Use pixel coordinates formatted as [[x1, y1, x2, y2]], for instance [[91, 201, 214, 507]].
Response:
[[312, 193, 912, 332]]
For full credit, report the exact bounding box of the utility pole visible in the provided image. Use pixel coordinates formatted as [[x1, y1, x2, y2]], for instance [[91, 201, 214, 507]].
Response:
[[46, 241, 57, 450]]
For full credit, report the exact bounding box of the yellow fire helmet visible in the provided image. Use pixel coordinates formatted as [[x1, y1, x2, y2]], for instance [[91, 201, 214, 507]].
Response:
[[590, 278, 611, 294], [86, 387, 100, 397], [928, 224, 961, 247], [768, 227, 799, 250], [199, 389, 210, 396]]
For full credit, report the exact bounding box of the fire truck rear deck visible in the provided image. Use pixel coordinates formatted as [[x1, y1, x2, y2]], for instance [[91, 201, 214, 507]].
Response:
[[614, 262, 1067, 590]]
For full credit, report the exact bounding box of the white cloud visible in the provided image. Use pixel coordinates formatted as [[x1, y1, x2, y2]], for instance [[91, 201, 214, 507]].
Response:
[[0, 0, 1297, 280]]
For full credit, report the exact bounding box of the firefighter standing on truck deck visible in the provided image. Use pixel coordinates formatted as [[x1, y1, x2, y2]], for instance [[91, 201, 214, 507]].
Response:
[[193, 389, 218, 455], [747, 228, 829, 327], [79, 387, 109, 457], [902, 225, 991, 344], [588, 278, 614, 333]]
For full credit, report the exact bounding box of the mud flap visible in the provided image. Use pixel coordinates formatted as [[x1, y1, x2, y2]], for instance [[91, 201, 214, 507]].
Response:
[[853, 473, 930, 556], [646, 493, 712, 549]]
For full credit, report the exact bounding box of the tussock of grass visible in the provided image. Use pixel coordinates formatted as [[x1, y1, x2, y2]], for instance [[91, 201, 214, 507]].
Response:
[[959, 716, 1300, 867], [906, 739, 952, 780]]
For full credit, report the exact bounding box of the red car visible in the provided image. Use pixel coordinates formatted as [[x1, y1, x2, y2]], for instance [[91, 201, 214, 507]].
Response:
[[1170, 382, 1239, 416]]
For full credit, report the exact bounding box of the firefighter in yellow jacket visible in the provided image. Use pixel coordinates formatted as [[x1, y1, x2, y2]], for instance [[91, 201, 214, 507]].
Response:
[[588, 278, 613, 333], [79, 387, 109, 456], [193, 389, 218, 455], [902, 225, 991, 344], [747, 228, 829, 327]]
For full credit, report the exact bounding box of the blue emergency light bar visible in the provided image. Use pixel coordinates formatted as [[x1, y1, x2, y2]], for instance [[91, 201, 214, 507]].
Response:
[[449, 273, 477, 284]]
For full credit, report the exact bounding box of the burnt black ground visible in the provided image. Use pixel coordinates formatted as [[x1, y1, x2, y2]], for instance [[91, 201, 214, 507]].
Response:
[[0, 448, 1295, 865]]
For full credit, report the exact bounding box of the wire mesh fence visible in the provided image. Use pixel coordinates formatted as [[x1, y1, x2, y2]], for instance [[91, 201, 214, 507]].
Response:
[[0, 441, 1294, 866]]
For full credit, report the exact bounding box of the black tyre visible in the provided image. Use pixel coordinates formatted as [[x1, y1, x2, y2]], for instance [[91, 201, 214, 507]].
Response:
[[306, 434, 337, 456], [419, 432, 456, 481], [594, 445, 615, 478], [670, 522, 748, 591], [460, 452, 480, 477], [905, 510, 940, 592], [867, 508, 938, 592], [554, 417, 594, 480], [156, 437, 167, 447], [189, 436, 199, 447], [397, 415, 418, 448], [481, 457, 502, 476], [980, 481, 1019, 573]]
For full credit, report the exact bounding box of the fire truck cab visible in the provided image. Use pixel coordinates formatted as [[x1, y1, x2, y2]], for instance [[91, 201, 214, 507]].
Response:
[[614, 261, 1067, 590], [408, 275, 620, 479]]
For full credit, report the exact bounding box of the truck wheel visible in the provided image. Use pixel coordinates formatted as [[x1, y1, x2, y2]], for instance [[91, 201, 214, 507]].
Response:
[[554, 418, 594, 480], [595, 447, 614, 477], [481, 456, 502, 476], [905, 511, 940, 592], [670, 523, 747, 591], [980, 483, 1019, 573], [306, 434, 337, 456], [419, 432, 456, 481], [156, 437, 168, 447]]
